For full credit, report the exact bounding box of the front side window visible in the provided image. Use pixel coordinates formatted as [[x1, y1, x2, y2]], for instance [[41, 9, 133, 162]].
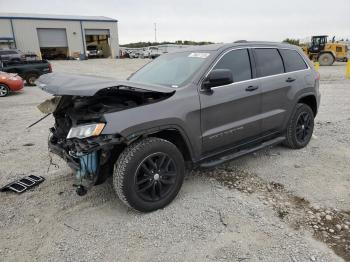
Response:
[[129, 51, 211, 87], [213, 49, 252, 82], [254, 48, 284, 77], [279, 49, 308, 72]]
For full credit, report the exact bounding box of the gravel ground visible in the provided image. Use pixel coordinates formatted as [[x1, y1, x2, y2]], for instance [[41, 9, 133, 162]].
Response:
[[0, 59, 349, 261]]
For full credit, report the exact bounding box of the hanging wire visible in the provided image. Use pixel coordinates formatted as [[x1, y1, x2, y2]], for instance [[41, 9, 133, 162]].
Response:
[[47, 132, 59, 173]]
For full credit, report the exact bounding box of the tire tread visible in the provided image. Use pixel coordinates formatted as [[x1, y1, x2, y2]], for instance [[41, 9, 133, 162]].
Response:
[[283, 103, 314, 149], [113, 137, 182, 210]]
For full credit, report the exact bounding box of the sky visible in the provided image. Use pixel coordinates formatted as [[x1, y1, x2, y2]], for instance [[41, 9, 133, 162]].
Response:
[[0, 0, 349, 44]]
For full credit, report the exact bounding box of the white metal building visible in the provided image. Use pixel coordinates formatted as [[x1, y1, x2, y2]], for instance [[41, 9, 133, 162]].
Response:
[[0, 13, 119, 59]]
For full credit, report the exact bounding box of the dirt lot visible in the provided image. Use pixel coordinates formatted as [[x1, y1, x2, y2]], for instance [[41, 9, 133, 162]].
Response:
[[0, 59, 349, 262]]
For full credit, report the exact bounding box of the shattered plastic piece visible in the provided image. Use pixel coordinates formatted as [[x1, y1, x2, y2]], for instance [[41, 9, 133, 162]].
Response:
[[37, 96, 62, 114], [0, 175, 45, 194]]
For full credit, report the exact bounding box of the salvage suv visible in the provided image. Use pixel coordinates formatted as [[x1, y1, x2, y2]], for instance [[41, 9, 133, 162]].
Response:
[[37, 42, 320, 212]]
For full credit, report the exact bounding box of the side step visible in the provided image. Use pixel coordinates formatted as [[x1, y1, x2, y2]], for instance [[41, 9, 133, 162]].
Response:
[[200, 136, 285, 168]]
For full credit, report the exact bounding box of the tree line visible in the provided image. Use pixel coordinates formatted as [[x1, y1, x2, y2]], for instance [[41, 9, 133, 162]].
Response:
[[121, 40, 214, 48]]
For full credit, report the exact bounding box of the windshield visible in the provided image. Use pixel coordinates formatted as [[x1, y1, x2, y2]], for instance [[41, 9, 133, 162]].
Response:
[[129, 51, 211, 87], [87, 46, 97, 50]]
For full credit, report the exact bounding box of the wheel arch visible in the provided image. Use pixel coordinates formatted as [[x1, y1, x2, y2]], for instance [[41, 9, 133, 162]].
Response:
[[25, 70, 40, 77], [0, 83, 10, 96], [0, 82, 10, 89], [319, 50, 335, 59], [117, 126, 195, 163], [147, 129, 193, 162], [298, 94, 318, 116]]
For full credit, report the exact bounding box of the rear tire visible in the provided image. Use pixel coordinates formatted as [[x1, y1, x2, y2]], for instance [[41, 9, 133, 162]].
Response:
[[319, 53, 334, 66], [0, 84, 10, 97], [113, 137, 185, 212], [25, 74, 38, 86], [283, 103, 314, 149]]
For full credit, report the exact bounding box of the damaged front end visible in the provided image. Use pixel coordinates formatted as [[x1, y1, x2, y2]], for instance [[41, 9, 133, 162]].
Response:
[[37, 73, 174, 195]]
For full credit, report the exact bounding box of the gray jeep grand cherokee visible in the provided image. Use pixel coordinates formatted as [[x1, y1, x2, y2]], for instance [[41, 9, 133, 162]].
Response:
[[38, 42, 320, 212]]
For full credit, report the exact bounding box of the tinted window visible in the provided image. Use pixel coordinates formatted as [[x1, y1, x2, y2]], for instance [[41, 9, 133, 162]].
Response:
[[279, 49, 307, 72], [0, 50, 17, 55], [213, 49, 251, 82], [254, 48, 284, 77]]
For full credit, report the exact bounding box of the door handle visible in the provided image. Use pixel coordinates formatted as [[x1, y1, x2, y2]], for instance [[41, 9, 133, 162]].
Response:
[[245, 85, 259, 91], [286, 77, 296, 83]]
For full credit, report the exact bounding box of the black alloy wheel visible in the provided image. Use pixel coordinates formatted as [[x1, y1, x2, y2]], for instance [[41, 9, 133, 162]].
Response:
[[113, 137, 185, 212], [135, 152, 177, 202], [295, 112, 312, 143], [284, 103, 314, 149]]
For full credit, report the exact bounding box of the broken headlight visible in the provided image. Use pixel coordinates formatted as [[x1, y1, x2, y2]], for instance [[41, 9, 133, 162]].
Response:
[[67, 123, 105, 139]]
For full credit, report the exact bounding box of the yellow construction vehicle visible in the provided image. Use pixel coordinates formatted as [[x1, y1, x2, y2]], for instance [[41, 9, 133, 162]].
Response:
[[301, 35, 348, 66]]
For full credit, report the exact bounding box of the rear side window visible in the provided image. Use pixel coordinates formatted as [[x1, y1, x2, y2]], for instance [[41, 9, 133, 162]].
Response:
[[213, 49, 252, 82], [254, 48, 284, 77], [0, 50, 17, 55], [279, 49, 308, 72]]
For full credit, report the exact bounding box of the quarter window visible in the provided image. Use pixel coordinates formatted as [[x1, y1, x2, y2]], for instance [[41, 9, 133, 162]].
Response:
[[254, 48, 284, 77], [213, 49, 252, 82], [279, 49, 308, 72]]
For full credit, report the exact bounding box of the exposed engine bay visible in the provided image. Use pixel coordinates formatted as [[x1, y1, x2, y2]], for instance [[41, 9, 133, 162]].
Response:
[[49, 87, 172, 142], [37, 73, 175, 195]]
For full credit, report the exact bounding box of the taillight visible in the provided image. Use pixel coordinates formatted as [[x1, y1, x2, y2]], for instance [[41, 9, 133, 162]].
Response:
[[48, 63, 52, 73]]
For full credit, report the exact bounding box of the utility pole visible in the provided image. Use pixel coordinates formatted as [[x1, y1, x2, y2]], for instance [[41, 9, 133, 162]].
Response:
[[154, 23, 157, 43]]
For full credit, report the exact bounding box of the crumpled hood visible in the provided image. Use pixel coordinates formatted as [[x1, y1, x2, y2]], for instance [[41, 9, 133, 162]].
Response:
[[37, 72, 175, 96]]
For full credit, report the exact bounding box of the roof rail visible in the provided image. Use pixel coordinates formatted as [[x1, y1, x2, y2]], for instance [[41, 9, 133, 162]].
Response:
[[234, 40, 248, 43]]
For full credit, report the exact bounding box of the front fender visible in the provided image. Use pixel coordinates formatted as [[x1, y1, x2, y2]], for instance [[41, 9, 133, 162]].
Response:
[[101, 88, 202, 160]]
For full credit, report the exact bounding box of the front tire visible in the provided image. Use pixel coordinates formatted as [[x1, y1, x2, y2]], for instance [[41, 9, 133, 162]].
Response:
[[0, 84, 10, 97], [113, 137, 185, 212], [284, 103, 314, 149]]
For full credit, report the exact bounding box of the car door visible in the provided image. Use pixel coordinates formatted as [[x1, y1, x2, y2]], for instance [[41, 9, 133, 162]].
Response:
[[253, 48, 292, 135], [199, 48, 262, 154]]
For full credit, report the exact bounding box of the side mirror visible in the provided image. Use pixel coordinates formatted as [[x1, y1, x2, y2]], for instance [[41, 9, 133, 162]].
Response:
[[202, 69, 233, 89]]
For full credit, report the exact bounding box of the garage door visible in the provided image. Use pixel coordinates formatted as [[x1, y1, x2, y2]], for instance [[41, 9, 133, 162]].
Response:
[[37, 28, 68, 47], [85, 29, 110, 36]]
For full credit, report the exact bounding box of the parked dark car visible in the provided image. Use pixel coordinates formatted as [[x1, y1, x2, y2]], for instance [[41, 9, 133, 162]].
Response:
[[37, 42, 320, 212], [0, 60, 52, 86], [0, 49, 26, 62], [86, 45, 103, 58]]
